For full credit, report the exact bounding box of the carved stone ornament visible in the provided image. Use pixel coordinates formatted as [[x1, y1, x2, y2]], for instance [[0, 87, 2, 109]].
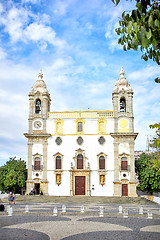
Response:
[[100, 175, 105, 186], [56, 174, 61, 186]]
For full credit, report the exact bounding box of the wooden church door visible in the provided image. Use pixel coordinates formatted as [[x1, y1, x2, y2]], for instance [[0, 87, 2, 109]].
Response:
[[75, 176, 85, 195], [122, 184, 128, 196]]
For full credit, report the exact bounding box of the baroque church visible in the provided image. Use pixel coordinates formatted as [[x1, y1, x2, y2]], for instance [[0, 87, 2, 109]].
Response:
[[24, 67, 138, 197]]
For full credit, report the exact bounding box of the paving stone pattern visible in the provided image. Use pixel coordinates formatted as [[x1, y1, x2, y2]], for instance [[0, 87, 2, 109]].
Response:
[[0, 198, 160, 240]]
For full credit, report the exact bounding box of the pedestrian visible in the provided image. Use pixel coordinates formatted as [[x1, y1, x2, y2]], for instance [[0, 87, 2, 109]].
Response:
[[8, 192, 13, 204], [12, 192, 16, 204]]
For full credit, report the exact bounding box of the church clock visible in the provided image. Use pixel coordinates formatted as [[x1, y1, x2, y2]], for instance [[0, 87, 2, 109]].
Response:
[[34, 120, 42, 129]]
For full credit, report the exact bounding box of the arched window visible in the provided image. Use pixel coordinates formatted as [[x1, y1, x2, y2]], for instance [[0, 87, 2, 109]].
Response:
[[35, 99, 41, 114], [77, 154, 83, 169], [77, 122, 83, 132], [56, 156, 62, 169], [34, 157, 40, 170], [75, 119, 85, 134], [121, 157, 128, 170], [120, 97, 126, 112], [99, 156, 105, 170]]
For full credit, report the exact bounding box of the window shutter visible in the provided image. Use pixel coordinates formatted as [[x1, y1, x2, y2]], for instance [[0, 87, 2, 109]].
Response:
[[121, 160, 128, 170], [77, 154, 83, 169], [34, 160, 40, 170], [56, 156, 61, 169], [99, 156, 105, 169]]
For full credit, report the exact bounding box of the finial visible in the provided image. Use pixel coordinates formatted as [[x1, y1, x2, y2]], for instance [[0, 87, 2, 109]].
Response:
[[38, 69, 43, 80], [119, 66, 125, 78]]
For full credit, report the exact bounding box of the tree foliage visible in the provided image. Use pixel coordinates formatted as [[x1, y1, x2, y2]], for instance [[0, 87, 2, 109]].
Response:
[[150, 122, 160, 150], [0, 157, 27, 193], [136, 153, 160, 193], [113, 0, 160, 64], [112, 0, 160, 82], [149, 122, 160, 173]]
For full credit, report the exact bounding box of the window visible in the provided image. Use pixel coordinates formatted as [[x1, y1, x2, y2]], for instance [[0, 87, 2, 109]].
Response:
[[99, 156, 105, 170], [98, 136, 105, 145], [54, 152, 63, 170], [121, 157, 128, 170], [56, 156, 62, 169], [35, 99, 41, 114], [120, 97, 126, 112], [75, 119, 85, 134], [77, 154, 83, 169], [34, 157, 40, 170], [78, 122, 83, 132], [77, 136, 83, 145], [55, 137, 62, 145]]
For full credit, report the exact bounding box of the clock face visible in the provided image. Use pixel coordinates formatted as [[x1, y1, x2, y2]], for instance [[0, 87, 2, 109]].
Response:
[[34, 120, 42, 129]]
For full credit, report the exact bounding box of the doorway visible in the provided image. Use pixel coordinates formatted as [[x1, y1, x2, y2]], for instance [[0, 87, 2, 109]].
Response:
[[122, 184, 128, 196], [75, 176, 85, 195], [35, 183, 40, 195]]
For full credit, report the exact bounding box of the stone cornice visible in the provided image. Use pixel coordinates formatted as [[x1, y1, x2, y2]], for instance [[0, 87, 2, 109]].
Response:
[[24, 133, 51, 139], [110, 132, 138, 140]]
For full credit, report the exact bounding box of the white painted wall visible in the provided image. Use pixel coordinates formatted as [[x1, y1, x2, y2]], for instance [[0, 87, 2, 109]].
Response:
[[46, 117, 115, 196]]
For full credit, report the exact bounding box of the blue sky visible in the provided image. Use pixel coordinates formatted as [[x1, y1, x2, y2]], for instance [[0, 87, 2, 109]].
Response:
[[0, 0, 160, 166]]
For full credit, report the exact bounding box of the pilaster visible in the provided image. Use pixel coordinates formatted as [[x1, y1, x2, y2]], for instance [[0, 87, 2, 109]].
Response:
[[27, 141, 33, 180], [43, 139, 48, 180]]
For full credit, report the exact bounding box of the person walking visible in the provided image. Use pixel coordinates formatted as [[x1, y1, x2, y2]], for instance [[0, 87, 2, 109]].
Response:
[[8, 192, 13, 204], [12, 193, 16, 204]]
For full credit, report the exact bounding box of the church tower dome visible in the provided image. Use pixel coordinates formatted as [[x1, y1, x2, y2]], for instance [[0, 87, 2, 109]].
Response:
[[113, 66, 132, 92], [34, 70, 47, 92]]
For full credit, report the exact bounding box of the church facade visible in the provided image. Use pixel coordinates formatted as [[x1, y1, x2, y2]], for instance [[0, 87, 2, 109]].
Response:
[[24, 67, 138, 197]]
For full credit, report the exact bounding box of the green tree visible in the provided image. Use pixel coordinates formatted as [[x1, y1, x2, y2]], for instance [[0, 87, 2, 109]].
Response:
[[0, 157, 27, 193], [136, 152, 160, 193], [149, 122, 160, 173], [112, 0, 160, 82]]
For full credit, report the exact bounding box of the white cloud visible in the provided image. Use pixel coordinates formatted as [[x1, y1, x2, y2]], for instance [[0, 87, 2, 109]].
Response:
[[0, 3, 66, 49], [0, 47, 7, 60], [128, 66, 160, 83], [0, 2, 4, 13], [22, 0, 40, 3], [25, 22, 56, 42], [53, 0, 72, 16]]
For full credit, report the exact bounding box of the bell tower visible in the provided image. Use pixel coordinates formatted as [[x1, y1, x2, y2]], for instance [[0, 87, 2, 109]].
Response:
[[24, 70, 51, 195], [111, 67, 138, 197]]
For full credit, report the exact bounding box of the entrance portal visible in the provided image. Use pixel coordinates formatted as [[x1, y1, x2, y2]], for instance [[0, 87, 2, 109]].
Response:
[[35, 183, 40, 195], [75, 176, 85, 195], [122, 184, 128, 196]]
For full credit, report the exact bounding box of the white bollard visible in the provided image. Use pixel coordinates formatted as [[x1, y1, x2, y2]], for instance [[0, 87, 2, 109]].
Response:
[[53, 207, 58, 216], [99, 206, 104, 217], [123, 208, 128, 218], [119, 206, 123, 214], [147, 210, 153, 219], [25, 205, 29, 213], [81, 205, 85, 213], [7, 205, 10, 213], [139, 206, 143, 215], [62, 204, 66, 213], [8, 207, 13, 216]]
